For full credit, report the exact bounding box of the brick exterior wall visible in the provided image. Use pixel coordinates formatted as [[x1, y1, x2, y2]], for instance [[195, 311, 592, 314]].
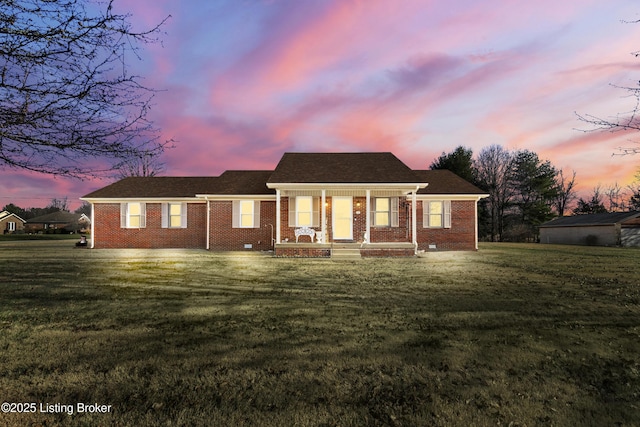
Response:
[[209, 201, 275, 251], [1, 216, 25, 234], [93, 203, 206, 248], [361, 248, 415, 257], [92, 198, 478, 253], [416, 200, 477, 251]]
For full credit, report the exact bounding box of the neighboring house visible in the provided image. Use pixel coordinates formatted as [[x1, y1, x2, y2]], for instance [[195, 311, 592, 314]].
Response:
[[25, 211, 91, 234], [81, 152, 488, 256], [0, 210, 26, 234], [539, 211, 640, 247]]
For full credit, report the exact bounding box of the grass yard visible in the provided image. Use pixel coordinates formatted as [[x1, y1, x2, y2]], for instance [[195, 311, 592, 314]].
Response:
[[0, 241, 639, 426]]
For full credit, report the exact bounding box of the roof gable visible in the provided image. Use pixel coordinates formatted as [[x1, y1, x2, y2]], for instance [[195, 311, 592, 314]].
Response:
[[0, 210, 26, 223], [267, 152, 422, 184]]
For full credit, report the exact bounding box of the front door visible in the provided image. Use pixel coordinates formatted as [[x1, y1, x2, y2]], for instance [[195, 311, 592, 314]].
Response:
[[332, 196, 353, 240]]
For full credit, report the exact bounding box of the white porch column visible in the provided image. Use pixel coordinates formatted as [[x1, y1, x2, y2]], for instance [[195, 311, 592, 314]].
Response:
[[276, 189, 281, 244], [365, 189, 371, 243], [411, 190, 417, 247], [321, 189, 326, 243]]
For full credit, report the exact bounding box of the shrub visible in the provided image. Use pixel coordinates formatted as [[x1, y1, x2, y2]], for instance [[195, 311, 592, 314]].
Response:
[[585, 234, 599, 246]]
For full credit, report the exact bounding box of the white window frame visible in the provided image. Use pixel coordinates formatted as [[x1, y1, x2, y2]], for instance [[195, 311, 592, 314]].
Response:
[[373, 197, 390, 227], [423, 200, 451, 229], [296, 196, 313, 227], [162, 203, 187, 229], [239, 200, 254, 228], [7, 221, 16, 232], [232, 200, 260, 228], [121, 202, 146, 229], [371, 197, 399, 227]]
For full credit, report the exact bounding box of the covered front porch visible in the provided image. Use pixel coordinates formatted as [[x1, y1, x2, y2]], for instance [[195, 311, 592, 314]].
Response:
[[270, 186, 422, 257]]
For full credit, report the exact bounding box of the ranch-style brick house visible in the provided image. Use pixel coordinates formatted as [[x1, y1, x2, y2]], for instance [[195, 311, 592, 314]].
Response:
[[81, 152, 487, 257]]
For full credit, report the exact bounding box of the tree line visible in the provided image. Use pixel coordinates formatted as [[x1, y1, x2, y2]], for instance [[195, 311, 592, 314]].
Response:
[[430, 145, 640, 242]]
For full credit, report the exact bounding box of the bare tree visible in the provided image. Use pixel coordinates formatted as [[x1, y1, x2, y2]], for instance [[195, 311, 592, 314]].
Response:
[[576, 20, 640, 155], [0, 0, 171, 177], [554, 169, 577, 216], [115, 152, 166, 178], [48, 197, 69, 212], [604, 182, 628, 212], [475, 145, 514, 241]]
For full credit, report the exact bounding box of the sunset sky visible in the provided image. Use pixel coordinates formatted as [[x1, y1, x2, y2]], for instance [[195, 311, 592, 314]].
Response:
[[3, 0, 640, 211]]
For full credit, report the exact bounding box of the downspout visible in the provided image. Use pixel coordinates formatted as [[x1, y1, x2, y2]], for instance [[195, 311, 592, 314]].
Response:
[[90, 202, 95, 249], [206, 197, 210, 250], [276, 189, 281, 245], [412, 188, 418, 255], [475, 197, 479, 250]]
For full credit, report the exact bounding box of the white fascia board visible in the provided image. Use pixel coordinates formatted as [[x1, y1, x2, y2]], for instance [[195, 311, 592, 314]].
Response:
[[80, 197, 205, 203], [266, 183, 428, 190], [416, 194, 489, 201], [0, 212, 27, 223], [195, 194, 276, 201]]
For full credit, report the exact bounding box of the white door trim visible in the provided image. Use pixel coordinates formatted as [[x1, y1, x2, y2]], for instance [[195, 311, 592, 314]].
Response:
[[332, 196, 353, 240]]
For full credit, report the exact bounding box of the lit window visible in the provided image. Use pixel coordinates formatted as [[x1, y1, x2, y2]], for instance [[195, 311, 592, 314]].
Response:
[[374, 198, 390, 227], [128, 202, 142, 228], [169, 203, 182, 228], [296, 196, 312, 227], [429, 201, 443, 228], [240, 200, 254, 228]]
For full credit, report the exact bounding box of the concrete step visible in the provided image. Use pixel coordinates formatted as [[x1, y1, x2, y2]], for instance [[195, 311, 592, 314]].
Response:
[[331, 246, 362, 260]]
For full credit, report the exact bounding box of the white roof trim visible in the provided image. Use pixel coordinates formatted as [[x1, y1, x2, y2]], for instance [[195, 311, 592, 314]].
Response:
[[81, 197, 205, 203], [196, 194, 276, 201], [267, 182, 428, 190], [416, 194, 488, 201]]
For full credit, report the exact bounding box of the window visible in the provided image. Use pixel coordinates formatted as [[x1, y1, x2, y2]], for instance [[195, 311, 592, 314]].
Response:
[[296, 196, 313, 227], [288, 197, 319, 227], [429, 201, 443, 227], [120, 202, 146, 228], [162, 203, 187, 228], [374, 198, 390, 227], [423, 200, 451, 228], [371, 197, 399, 227], [240, 200, 254, 228], [232, 200, 260, 228], [7, 221, 16, 232], [169, 203, 182, 227]]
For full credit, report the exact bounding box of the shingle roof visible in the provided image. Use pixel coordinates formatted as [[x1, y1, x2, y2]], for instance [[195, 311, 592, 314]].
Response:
[[82, 177, 221, 199], [82, 172, 275, 199], [540, 211, 640, 227], [413, 170, 487, 195], [26, 211, 86, 224], [208, 171, 274, 195], [267, 152, 422, 184], [82, 154, 489, 199]]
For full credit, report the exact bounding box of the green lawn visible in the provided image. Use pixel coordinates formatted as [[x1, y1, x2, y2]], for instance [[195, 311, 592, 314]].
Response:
[[0, 241, 639, 426]]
